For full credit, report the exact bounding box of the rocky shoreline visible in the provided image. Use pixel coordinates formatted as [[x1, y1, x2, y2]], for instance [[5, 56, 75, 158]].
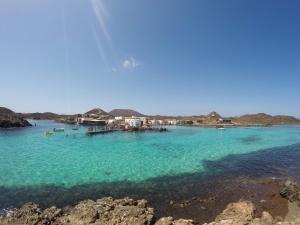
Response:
[[1, 179, 299, 225]]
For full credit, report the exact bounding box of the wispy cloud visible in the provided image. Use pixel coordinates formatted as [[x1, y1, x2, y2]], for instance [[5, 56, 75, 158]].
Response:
[[122, 57, 141, 70], [89, 0, 141, 73], [91, 24, 109, 68], [90, 0, 111, 45]]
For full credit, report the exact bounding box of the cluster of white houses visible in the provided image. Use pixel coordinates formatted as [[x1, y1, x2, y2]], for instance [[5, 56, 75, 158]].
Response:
[[77, 113, 144, 128], [76, 113, 179, 128], [75, 110, 232, 128]]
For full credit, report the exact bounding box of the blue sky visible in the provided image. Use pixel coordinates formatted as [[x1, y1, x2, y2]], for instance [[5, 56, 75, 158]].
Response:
[[1, 0, 300, 116]]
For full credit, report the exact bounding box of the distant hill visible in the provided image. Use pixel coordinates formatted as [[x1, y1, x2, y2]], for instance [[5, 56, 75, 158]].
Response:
[[20, 112, 61, 120], [149, 112, 220, 121], [150, 112, 300, 126], [0, 107, 31, 128], [84, 108, 110, 116], [231, 113, 300, 125], [109, 109, 145, 117]]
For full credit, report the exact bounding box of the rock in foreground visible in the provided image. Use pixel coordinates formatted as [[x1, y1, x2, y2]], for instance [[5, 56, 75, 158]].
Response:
[[204, 200, 300, 225], [0, 197, 192, 225], [0, 197, 153, 225]]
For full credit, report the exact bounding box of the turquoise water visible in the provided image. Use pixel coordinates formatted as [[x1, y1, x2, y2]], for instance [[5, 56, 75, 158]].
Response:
[[1, 120, 300, 188]]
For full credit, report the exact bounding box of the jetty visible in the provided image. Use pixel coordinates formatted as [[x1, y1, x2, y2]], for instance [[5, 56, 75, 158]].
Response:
[[86, 127, 119, 136], [53, 128, 65, 132]]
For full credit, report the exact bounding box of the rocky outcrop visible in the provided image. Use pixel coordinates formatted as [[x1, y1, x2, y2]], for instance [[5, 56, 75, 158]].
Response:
[[0, 197, 155, 225], [203, 200, 300, 225], [205, 201, 255, 224], [0, 107, 31, 128], [0, 197, 192, 225], [280, 180, 300, 204]]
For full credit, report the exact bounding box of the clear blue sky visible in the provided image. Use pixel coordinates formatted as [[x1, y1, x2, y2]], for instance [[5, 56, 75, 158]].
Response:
[[1, 0, 300, 116]]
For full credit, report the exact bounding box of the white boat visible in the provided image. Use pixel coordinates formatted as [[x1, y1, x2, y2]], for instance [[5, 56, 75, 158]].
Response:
[[216, 125, 225, 130]]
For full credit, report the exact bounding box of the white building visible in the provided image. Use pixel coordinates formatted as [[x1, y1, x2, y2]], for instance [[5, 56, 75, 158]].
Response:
[[125, 118, 142, 127], [158, 120, 165, 125], [139, 117, 147, 124], [124, 116, 148, 127], [115, 116, 124, 121], [149, 119, 158, 125], [168, 120, 178, 125], [107, 119, 116, 124]]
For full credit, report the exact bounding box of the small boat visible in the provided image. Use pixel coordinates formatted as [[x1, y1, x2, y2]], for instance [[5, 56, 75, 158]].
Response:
[[53, 128, 65, 132], [216, 125, 225, 130], [45, 131, 54, 136]]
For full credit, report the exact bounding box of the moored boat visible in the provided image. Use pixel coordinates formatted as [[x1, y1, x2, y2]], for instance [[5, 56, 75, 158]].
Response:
[[216, 125, 225, 130]]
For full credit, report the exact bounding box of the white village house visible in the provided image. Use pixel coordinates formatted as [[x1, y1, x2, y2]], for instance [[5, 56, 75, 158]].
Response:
[[124, 116, 147, 127], [125, 118, 142, 127]]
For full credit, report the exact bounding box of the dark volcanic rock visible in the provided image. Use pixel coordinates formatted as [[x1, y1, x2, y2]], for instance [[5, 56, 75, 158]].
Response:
[[0, 107, 31, 128]]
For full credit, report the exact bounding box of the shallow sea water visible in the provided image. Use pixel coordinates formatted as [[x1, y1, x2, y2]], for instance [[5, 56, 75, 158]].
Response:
[[1, 120, 300, 188]]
